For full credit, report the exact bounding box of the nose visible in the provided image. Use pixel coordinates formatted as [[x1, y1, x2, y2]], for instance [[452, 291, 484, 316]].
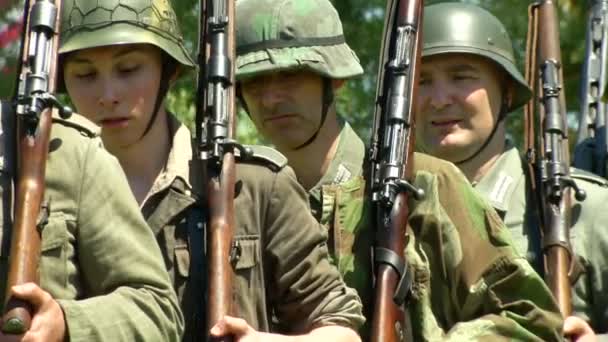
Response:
[[426, 79, 454, 110], [259, 80, 286, 109], [98, 76, 120, 109]]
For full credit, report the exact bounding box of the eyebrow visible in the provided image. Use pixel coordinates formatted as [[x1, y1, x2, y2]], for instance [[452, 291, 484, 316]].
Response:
[[445, 64, 478, 73], [67, 47, 144, 64]]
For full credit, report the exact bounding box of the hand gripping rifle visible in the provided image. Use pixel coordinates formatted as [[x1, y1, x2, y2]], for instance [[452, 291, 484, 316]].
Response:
[[1, 0, 71, 334], [524, 0, 587, 317], [191, 0, 250, 340], [574, 0, 608, 177], [369, 0, 425, 341]]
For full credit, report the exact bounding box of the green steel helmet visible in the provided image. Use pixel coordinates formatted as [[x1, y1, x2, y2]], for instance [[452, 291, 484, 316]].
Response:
[[59, 0, 194, 69], [235, 0, 363, 81], [423, 2, 531, 112]]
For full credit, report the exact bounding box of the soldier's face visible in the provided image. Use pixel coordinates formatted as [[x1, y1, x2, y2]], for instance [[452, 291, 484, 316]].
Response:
[[240, 71, 324, 150], [415, 54, 504, 162], [63, 44, 163, 151]]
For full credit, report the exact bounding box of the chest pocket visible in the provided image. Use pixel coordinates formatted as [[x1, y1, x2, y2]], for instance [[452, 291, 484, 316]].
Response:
[[174, 243, 190, 294], [233, 235, 260, 281], [232, 234, 262, 328], [40, 213, 69, 290]]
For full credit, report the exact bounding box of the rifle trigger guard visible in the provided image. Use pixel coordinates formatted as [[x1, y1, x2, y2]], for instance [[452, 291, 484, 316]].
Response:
[[374, 247, 412, 306]]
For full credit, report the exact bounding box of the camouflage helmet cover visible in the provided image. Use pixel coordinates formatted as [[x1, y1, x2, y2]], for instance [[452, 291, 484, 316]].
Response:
[[235, 0, 363, 80], [422, 2, 532, 112], [59, 0, 194, 69]]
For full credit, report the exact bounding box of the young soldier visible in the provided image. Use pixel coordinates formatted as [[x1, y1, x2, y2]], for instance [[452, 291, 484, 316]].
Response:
[[416, 2, 608, 340], [58, 0, 364, 341], [236, 0, 564, 340], [0, 70, 182, 341]]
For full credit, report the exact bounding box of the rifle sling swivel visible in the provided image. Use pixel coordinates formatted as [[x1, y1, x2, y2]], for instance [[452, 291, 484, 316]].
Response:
[[374, 247, 413, 306]]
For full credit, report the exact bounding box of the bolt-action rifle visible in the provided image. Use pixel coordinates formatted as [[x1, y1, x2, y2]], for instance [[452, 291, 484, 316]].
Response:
[[191, 0, 250, 340], [368, 0, 425, 341], [1, 0, 71, 334], [574, 0, 608, 177], [524, 0, 587, 317]]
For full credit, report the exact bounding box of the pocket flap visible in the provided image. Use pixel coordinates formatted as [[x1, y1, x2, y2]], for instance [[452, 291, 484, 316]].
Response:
[[234, 235, 259, 270], [41, 214, 68, 251], [175, 245, 190, 277]]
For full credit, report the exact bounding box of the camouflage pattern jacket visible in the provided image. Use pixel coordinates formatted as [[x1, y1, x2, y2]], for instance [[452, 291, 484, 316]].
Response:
[[0, 103, 184, 341], [475, 145, 608, 339], [141, 114, 364, 341], [314, 126, 564, 341]]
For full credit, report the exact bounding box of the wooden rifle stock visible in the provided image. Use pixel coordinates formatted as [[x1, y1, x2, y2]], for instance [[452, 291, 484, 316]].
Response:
[[369, 0, 424, 341], [525, 0, 586, 317], [205, 152, 236, 342], [194, 0, 245, 340], [2, 0, 65, 334]]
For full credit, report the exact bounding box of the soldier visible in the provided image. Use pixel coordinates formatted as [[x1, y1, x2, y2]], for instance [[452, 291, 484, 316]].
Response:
[[0, 53, 183, 342], [58, 0, 364, 341], [236, 0, 565, 340], [415, 2, 608, 340]]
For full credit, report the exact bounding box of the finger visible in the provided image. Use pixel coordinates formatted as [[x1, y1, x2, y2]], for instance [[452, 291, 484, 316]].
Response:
[[11, 283, 51, 309], [209, 316, 250, 337], [0, 332, 24, 342], [563, 316, 592, 337]]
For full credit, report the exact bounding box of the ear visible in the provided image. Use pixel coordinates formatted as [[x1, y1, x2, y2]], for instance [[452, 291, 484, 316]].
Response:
[[504, 82, 514, 109], [332, 79, 345, 90], [501, 72, 515, 109], [169, 66, 181, 86]]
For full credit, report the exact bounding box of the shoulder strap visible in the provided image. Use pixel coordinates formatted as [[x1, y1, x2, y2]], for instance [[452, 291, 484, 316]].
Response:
[[236, 145, 287, 171], [52, 112, 100, 138], [570, 167, 608, 187]]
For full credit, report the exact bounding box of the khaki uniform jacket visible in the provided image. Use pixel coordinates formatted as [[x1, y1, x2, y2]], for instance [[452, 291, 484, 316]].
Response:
[[476, 146, 608, 339], [0, 103, 183, 341], [313, 125, 564, 341], [141, 115, 364, 341]]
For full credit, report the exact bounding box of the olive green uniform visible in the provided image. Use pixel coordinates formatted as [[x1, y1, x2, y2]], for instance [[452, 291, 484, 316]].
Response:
[[235, 0, 564, 339], [142, 114, 364, 341], [419, 3, 608, 338], [475, 145, 608, 339], [0, 103, 183, 341], [309, 122, 364, 221], [313, 125, 564, 341], [58, 0, 363, 340]]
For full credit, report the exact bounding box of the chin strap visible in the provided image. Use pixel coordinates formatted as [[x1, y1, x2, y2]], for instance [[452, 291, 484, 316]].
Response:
[[293, 77, 334, 150], [138, 54, 178, 142], [455, 102, 508, 166]]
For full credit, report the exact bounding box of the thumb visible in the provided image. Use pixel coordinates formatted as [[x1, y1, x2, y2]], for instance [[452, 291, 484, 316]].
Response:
[[210, 316, 250, 337]]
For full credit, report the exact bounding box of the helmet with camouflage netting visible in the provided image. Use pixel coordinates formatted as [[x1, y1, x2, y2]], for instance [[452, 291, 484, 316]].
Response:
[[59, 0, 194, 69], [423, 2, 531, 113], [235, 0, 363, 81]]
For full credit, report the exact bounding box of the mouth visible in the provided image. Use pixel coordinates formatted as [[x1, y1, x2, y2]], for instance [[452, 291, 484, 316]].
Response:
[[98, 117, 131, 129], [431, 118, 461, 127], [264, 114, 297, 123]]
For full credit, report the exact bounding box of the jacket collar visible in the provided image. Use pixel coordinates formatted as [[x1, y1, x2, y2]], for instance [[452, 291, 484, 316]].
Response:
[[309, 121, 365, 203], [474, 145, 524, 214]]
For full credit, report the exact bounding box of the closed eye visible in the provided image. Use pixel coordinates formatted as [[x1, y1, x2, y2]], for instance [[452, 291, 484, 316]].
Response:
[[119, 65, 140, 75], [452, 73, 477, 81], [74, 71, 96, 80]]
